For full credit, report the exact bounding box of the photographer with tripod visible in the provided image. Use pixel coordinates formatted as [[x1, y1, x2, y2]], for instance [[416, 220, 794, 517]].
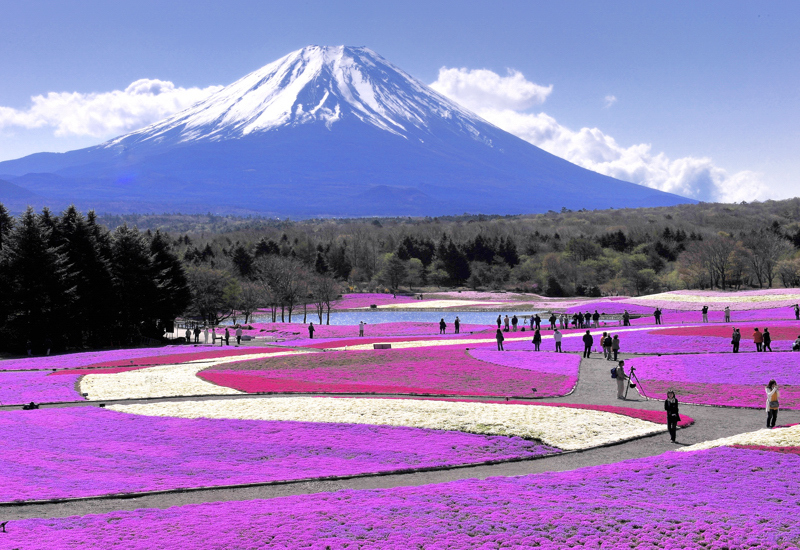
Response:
[[613, 361, 628, 399]]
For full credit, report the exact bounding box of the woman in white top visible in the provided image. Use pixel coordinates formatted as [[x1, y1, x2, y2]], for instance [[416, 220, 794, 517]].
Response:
[[203, 327, 209, 344], [766, 379, 779, 428]]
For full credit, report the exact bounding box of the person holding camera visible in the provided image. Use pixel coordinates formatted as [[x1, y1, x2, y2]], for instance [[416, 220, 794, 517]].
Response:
[[766, 380, 779, 428], [615, 361, 628, 399], [664, 390, 681, 443]]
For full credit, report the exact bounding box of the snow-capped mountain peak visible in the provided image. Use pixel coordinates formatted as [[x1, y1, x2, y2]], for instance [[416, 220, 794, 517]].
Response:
[[109, 45, 489, 147]]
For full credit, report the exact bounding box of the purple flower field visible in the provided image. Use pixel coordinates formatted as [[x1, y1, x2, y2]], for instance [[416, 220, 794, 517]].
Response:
[[0, 371, 83, 405], [332, 293, 418, 309], [4, 447, 798, 549], [0, 407, 558, 502]]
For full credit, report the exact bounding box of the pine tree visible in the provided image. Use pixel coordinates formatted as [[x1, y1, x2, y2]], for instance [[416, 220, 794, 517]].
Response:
[[110, 225, 159, 341], [149, 230, 191, 330]]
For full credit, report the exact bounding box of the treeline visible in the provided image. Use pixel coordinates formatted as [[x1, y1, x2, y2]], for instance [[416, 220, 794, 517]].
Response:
[[0, 205, 189, 354], [163, 198, 800, 297]]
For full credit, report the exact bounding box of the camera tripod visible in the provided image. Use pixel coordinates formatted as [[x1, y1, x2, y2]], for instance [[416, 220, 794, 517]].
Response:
[[624, 366, 646, 400]]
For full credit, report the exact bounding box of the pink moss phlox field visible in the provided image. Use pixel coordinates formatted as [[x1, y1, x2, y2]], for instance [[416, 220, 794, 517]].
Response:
[[332, 293, 418, 309], [0, 372, 83, 405], [732, 445, 800, 455], [200, 347, 575, 397], [566, 301, 655, 315], [0, 407, 559, 502], [626, 288, 800, 310], [626, 353, 800, 408], [248, 321, 493, 342], [5, 447, 798, 549]]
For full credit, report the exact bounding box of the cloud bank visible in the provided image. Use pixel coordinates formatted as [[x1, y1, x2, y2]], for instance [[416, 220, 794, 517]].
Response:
[[431, 67, 763, 203], [0, 79, 222, 138]]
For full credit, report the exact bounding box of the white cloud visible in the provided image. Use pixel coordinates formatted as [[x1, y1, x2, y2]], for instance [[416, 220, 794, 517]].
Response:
[[0, 79, 222, 138], [431, 67, 764, 203], [603, 95, 617, 108], [430, 67, 552, 112]]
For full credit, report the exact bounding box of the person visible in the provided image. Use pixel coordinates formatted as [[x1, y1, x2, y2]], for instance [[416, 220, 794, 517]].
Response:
[[724, 306, 731, 323], [702, 305, 709, 323], [235, 326, 243, 345], [496, 315, 502, 329], [766, 379, 779, 428], [763, 328, 772, 352], [503, 315, 510, 332], [440, 318, 447, 334], [602, 332, 612, 360], [612, 334, 620, 361], [753, 327, 763, 352], [664, 390, 681, 442], [510, 315, 517, 332], [561, 314, 568, 329], [585, 311, 592, 328], [224, 328, 230, 346], [496, 328, 505, 351], [308, 322, 315, 339], [194, 326, 201, 343], [593, 310, 600, 328], [795, 304, 800, 321], [582, 330, 593, 358], [359, 321, 365, 337], [654, 308, 662, 325], [571, 313, 579, 328], [794, 335, 800, 351], [615, 361, 629, 399], [549, 313, 556, 331], [532, 328, 542, 351], [44, 337, 52, 356], [26, 339, 32, 356], [554, 328, 562, 352], [622, 310, 630, 327], [577, 312, 585, 329], [185, 328, 191, 342], [534, 314, 542, 330], [731, 327, 741, 353], [454, 316, 460, 334], [212, 327, 217, 344]]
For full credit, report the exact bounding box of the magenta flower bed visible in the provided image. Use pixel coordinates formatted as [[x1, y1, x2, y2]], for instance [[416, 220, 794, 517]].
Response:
[[199, 347, 576, 398], [6, 447, 798, 549], [732, 445, 800, 455], [332, 293, 418, 309], [0, 372, 83, 405], [626, 353, 800, 408], [0, 407, 558, 502]]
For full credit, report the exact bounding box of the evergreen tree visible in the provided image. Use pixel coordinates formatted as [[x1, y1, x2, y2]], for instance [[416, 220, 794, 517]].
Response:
[[109, 226, 159, 340], [0, 203, 12, 250], [149, 230, 192, 331]]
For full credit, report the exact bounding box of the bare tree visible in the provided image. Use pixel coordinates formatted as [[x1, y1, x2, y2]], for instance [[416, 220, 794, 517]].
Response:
[[239, 281, 264, 324], [311, 274, 341, 325], [744, 230, 791, 288]]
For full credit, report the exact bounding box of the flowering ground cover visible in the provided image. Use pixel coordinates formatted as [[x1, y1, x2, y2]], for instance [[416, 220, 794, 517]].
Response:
[[5, 446, 798, 549], [332, 293, 419, 309], [0, 407, 558, 502], [681, 424, 800, 451], [625, 353, 800, 408], [199, 347, 579, 398], [113, 397, 671, 450], [0, 371, 83, 405], [625, 288, 800, 310]]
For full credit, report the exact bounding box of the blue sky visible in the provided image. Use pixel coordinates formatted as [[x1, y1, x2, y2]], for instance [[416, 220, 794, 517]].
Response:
[[1, 0, 798, 201]]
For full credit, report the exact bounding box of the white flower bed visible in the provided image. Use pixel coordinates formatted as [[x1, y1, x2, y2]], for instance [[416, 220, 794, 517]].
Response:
[[679, 425, 800, 452], [111, 397, 666, 451], [80, 352, 307, 400]]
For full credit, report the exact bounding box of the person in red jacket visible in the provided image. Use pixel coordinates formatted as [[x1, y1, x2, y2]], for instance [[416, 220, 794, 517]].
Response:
[[753, 328, 764, 352]]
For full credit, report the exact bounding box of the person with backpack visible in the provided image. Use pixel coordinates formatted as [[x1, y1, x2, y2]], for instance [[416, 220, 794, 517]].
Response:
[[612, 334, 620, 361], [582, 330, 593, 358], [614, 361, 629, 399], [664, 390, 681, 443], [554, 328, 563, 352], [495, 328, 505, 351]]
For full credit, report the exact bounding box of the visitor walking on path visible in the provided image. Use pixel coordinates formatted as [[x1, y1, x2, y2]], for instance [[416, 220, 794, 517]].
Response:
[[732, 328, 741, 353], [653, 308, 662, 325], [612, 334, 620, 361], [614, 361, 629, 399], [359, 321, 365, 337], [308, 322, 315, 339], [511, 315, 518, 331], [224, 328, 230, 346], [454, 316, 460, 334], [554, 328, 562, 352], [532, 329, 542, 351], [664, 391, 681, 443], [766, 380, 779, 428], [582, 330, 593, 358], [753, 328, 763, 352], [702, 306, 709, 323], [495, 329, 505, 351], [763, 328, 772, 352], [235, 326, 242, 345], [602, 332, 611, 360], [622, 310, 630, 326], [724, 306, 731, 323], [439, 318, 447, 334]]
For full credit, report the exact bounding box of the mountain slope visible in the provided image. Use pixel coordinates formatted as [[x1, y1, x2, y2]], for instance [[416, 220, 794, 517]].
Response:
[[0, 46, 695, 215]]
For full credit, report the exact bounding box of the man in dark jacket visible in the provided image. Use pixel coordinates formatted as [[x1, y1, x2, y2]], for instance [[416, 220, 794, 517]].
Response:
[[582, 330, 593, 358]]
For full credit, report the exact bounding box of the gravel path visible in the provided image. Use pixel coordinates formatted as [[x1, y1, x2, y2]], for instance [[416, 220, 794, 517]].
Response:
[[2, 351, 787, 521]]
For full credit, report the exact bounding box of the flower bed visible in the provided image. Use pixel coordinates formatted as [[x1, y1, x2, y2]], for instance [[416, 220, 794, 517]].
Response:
[[113, 397, 670, 450], [199, 348, 578, 398], [6, 447, 799, 549], [0, 407, 558, 502], [625, 288, 800, 310], [0, 371, 83, 405], [332, 293, 418, 309], [731, 445, 800, 456], [626, 352, 800, 408], [681, 424, 800, 451]]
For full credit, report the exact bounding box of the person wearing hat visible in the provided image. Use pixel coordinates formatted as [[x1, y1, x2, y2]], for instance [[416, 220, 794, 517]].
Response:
[[615, 361, 629, 399]]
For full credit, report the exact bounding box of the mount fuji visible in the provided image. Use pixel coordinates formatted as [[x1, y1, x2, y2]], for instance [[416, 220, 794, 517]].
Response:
[[0, 45, 694, 216]]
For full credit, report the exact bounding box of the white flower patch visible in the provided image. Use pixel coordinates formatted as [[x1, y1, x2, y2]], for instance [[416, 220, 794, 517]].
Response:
[[679, 425, 800, 452], [111, 397, 666, 451], [80, 352, 308, 400]]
